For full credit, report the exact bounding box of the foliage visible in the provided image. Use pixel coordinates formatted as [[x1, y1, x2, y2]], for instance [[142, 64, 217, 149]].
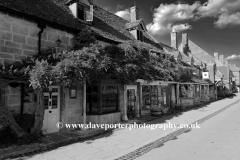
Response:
[[73, 27, 96, 50], [178, 66, 195, 82], [101, 41, 180, 83], [29, 44, 110, 89]]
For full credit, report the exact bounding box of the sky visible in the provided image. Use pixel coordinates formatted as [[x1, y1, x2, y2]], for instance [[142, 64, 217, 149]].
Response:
[[95, 0, 240, 66]]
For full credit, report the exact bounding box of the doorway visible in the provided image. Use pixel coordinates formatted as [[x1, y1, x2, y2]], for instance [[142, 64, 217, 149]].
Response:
[[42, 86, 60, 134], [127, 86, 137, 119]]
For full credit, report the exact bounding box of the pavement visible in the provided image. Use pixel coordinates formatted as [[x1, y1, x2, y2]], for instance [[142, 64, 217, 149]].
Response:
[[135, 94, 240, 160], [10, 93, 240, 160]]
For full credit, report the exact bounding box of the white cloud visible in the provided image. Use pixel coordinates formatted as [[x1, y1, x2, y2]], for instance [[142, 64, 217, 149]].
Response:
[[172, 23, 192, 32], [198, 0, 240, 17], [146, 2, 200, 35], [214, 11, 240, 28], [197, 0, 240, 28], [115, 10, 130, 21], [115, 0, 240, 36], [226, 54, 240, 60]]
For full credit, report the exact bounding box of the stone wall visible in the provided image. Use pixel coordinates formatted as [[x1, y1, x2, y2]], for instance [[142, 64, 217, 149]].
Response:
[[2, 85, 21, 113], [63, 86, 83, 124], [232, 71, 240, 86], [2, 84, 36, 114], [0, 10, 75, 65]]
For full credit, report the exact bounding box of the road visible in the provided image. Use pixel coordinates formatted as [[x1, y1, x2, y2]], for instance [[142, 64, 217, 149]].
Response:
[[136, 100, 240, 160]]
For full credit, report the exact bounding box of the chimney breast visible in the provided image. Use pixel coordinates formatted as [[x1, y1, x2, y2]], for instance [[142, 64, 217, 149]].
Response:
[[214, 52, 218, 60], [130, 6, 139, 22], [171, 32, 178, 49], [219, 55, 224, 61], [182, 33, 188, 47]]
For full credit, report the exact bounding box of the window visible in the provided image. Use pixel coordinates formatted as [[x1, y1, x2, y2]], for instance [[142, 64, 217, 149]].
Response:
[[86, 84, 119, 114], [102, 86, 118, 112], [195, 85, 200, 99], [142, 86, 168, 110], [77, 4, 85, 20], [179, 85, 188, 98], [137, 30, 143, 41], [87, 85, 99, 114], [0, 89, 3, 107]]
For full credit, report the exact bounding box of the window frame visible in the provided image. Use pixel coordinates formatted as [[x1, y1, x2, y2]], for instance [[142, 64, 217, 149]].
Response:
[[137, 30, 143, 42], [86, 83, 119, 115]]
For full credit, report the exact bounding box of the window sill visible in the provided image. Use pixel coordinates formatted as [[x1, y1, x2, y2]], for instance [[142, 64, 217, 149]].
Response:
[[86, 111, 120, 116]]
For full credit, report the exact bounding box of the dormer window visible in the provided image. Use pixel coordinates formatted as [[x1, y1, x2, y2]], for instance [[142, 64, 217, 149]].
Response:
[[137, 30, 143, 41], [77, 4, 85, 20], [68, 1, 93, 22]]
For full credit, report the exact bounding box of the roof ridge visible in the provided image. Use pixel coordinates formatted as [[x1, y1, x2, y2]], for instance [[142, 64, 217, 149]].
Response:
[[96, 5, 130, 23], [188, 39, 214, 59]]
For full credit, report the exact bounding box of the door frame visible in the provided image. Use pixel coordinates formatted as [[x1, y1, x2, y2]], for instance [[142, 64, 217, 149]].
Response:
[[42, 86, 61, 134], [126, 85, 138, 118]]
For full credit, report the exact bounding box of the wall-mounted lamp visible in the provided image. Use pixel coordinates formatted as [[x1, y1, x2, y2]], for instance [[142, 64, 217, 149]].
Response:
[[69, 88, 77, 99], [56, 35, 62, 46]]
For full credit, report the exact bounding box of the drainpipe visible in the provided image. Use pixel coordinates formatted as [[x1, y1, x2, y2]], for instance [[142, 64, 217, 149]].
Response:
[[37, 23, 46, 54], [20, 83, 24, 115]]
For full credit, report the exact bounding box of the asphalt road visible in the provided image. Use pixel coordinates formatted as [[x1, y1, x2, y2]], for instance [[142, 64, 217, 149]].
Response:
[[136, 100, 240, 160]]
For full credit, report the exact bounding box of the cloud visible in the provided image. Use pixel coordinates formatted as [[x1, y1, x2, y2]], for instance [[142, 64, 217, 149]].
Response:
[[197, 0, 240, 28], [146, 2, 201, 35], [115, 0, 240, 36], [115, 10, 130, 21], [198, 0, 240, 17], [146, 0, 240, 36], [214, 12, 240, 28], [172, 23, 192, 32], [226, 54, 240, 60]]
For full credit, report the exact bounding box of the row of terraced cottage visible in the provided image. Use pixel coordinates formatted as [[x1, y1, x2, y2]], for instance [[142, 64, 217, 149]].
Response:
[[0, 0, 238, 134]]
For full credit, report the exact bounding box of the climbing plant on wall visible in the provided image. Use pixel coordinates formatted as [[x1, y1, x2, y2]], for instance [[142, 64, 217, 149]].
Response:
[[0, 27, 195, 138]]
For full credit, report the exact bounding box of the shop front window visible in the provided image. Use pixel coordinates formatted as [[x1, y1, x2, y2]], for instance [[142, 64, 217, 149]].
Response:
[[180, 85, 188, 98], [102, 86, 118, 113], [86, 84, 118, 114], [142, 85, 167, 110]]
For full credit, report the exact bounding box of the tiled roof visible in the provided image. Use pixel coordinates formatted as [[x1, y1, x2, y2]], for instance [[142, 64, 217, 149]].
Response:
[[178, 42, 204, 66], [229, 64, 240, 72], [0, 1, 163, 51], [91, 6, 163, 50], [183, 40, 215, 64], [160, 43, 180, 59], [215, 70, 223, 81], [215, 59, 224, 66], [0, 0, 85, 30], [217, 66, 229, 80], [125, 19, 143, 30]]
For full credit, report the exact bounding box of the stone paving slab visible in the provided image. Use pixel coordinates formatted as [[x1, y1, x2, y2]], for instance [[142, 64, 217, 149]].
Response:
[[8, 93, 240, 160]]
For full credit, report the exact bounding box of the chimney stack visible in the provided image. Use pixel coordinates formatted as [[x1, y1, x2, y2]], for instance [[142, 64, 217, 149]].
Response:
[[214, 52, 218, 60], [130, 6, 139, 22], [171, 31, 178, 49], [219, 55, 224, 63], [182, 33, 188, 47]]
